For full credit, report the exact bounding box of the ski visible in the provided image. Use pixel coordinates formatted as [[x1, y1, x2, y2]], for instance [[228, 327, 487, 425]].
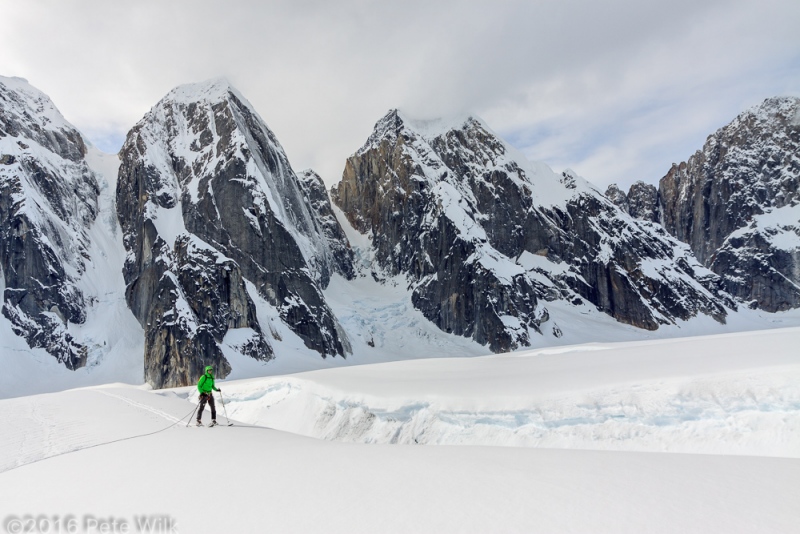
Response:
[[193, 421, 234, 427]]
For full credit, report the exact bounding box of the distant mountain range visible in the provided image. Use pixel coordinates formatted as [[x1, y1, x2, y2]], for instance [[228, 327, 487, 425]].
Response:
[[1, 75, 798, 390]]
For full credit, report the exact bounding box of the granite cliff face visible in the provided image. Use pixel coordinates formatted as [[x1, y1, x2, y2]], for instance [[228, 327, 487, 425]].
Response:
[[333, 110, 733, 352], [297, 169, 355, 280], [657, 96, 800, 311], [116, 79, 353, 387], [0, 76, 99, 369], [604, 184, 629, 214], [605, 181, 659, 222]]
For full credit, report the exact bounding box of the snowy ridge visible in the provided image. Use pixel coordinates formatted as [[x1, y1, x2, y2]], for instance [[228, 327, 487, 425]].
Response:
[[130, 77, 342, 279], [375, 110, 593, 205], [211, 327, 800, 457], [335, 109, 737, 351], [0, 77, 97, 276], [162, 76, 245, 106], [658, 95, 800, 311], [0, 76, 106, 368], [0, 76, 78, 140]]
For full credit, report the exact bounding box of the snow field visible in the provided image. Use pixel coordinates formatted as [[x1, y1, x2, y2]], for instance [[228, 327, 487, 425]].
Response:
[[1, 384, 798, 533], [215, 327, 800, 457], [1, 327, 799, 532]]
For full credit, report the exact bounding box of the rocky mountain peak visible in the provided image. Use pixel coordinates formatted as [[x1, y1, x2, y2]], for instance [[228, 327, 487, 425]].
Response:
[[658, 95, 800, 311], [333, 109, 734, 352], [0, 76, 87, 162], [162, 77, 240, 106], [117, 79, 353, 387], [605, 183, 629, 212], [627, 181, 659, 222], [0, 76, 100, 369]]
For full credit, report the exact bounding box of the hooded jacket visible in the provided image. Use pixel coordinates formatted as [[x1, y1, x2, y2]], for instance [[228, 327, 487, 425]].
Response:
[[197, 366, 219, 394]]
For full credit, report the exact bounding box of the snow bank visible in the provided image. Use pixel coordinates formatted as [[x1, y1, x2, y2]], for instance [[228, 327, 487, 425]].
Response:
[[217, 327, 800, 457]]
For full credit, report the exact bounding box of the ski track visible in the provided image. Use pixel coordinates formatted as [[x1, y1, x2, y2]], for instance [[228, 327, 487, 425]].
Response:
[[94, 389, 184, 424], [0, 389, 193, 473]]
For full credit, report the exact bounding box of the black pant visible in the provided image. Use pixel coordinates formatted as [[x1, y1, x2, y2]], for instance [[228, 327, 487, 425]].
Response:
[[197, 393, 216, 421]]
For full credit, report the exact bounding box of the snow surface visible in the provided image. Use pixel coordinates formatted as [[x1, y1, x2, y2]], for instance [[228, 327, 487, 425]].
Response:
[[725, 202, 800, 252], [217, 327, 800, 457], [0, 76, 76, 134], [1, 327, 799, 533]]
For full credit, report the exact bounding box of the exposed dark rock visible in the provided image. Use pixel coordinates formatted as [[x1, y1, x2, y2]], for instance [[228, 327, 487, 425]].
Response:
[[627, 181, 659, 222], [605, 184, 629, 213], [139, 234, 270, 388], [0, 76, 98, 369], [117, 78, 352, 387], [711, 223, 800, 311], [297, 169, 355, 280], [658, 96, 800, 311], [333, 110, 733, 351]]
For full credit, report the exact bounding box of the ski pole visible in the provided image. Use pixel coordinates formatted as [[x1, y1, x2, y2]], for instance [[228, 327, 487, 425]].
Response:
[[219, 391, 233, 426], [186, 399, 200, 427]]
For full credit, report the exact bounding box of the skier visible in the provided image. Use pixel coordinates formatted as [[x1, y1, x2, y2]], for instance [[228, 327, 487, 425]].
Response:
[[196, 365, 221, 426]]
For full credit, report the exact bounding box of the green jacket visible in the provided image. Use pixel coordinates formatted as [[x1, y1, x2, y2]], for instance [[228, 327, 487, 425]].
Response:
[[197, 366, 219, 394]]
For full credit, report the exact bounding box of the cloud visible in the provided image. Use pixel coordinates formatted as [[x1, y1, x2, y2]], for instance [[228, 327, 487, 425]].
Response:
[[1, 0, 798, 190]]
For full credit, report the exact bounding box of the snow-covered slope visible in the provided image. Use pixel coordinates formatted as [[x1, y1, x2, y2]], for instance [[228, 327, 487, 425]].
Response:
[[0, 76, 142, 382], [2, 328, 798, 533], [0, 143, 143, 399], [0, 76, 99, 368]]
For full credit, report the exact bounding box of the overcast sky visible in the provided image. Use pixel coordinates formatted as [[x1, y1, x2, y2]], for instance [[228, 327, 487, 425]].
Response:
[[2, 0, 799, 190]]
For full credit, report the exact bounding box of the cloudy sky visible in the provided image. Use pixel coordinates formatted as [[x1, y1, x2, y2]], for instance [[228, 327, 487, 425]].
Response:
[[2, 0, 798, 190]]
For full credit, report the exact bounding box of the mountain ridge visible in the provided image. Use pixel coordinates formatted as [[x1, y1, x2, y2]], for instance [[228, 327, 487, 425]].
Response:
[[2, 77, 799, 394], [612, 96, 800, 312], [333, 108, 735, 352]]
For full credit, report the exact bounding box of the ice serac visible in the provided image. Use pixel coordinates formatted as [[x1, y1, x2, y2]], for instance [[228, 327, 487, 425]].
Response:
[[117, 78, 352, 388], [333, 110, 733, 351], [658, 96, 800, 311], [0, 76, 99, 369]]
